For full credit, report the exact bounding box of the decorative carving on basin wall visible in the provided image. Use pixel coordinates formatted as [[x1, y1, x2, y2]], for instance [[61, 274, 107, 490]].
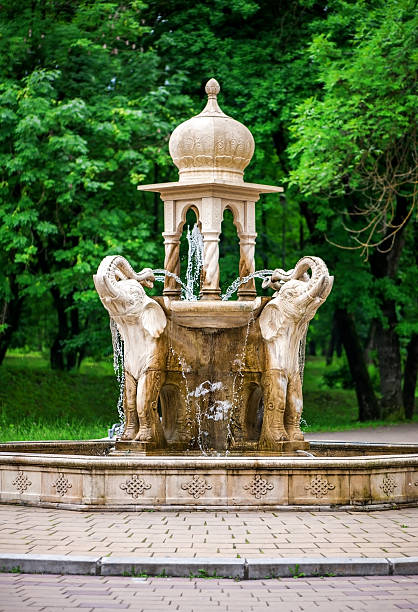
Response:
[[243, 474, 274, 499], [12, 471, 32, 494], [305, 476, 335, 498], [181, 475, 212, 499], [120, 475, 152, 498], [380, 475, 397, 497], [52, 474, 72, 497]]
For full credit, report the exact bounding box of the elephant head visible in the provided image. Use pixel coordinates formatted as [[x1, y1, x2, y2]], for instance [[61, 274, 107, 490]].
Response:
[[260, 256, 333, 342], [93, 255, 166, 338]]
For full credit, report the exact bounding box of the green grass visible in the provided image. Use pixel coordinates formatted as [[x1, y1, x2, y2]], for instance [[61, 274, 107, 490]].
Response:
[[0, 351, 414, 442], [302, 357, 417, 432], [0, 351, 118, 442]]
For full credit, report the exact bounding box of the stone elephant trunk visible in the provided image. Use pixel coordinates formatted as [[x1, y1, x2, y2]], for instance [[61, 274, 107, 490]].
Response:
[[93, 256, 168, 447], [259, 256, 333, 450]]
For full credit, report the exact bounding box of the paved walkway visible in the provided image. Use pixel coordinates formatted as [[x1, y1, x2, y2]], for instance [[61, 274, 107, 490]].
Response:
[[1, 505, 417, 559], [305, 423, 418, 444], [1, 573, 417, 611]]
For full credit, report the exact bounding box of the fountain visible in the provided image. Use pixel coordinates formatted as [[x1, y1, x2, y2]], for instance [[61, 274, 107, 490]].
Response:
[[0, 79, 417, 510]]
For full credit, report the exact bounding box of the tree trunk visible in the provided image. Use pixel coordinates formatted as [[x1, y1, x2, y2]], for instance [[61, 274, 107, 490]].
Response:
[[50, 289, 82, 370], [403, 333, 418, 419], [335, 308, 379, 421], [368, 195, 411, 417], [326, 312, 340, 366], [50, 288, 68, 370], [375, 299, 403, 417], [0, 279, 23, 366]]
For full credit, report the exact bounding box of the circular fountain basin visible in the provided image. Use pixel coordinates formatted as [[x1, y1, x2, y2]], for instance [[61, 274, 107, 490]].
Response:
[[1, 440, 417, 511], [158, 296, 267, 329]]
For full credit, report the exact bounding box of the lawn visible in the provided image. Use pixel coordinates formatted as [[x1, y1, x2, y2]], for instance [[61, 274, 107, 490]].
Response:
[[0, 351, 414, 442]]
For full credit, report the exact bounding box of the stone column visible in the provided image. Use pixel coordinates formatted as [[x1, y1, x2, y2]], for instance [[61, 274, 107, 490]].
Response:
[[200, 196, 222, 300], [237, 200, 257, 300], [162, 232, 181, 299], [237, 232, 257, 300], [200, 231, 221, 300]]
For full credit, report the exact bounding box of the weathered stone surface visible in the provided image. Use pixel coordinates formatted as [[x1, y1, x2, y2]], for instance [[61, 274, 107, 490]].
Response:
[[1, 449, 418, 509], [101, 556, 245, 578], [389, 557, 418, 575], [94, 254, 333, 454], [246, 557, 390, 578], [0, 553, 100, 575]]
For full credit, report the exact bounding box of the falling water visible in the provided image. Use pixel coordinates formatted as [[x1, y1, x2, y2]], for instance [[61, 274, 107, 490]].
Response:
[[185, 224, 204, 300], [187, 380, 232, 455], [167, 329, 195, 448], [152, 269, 189, 294], [228, 310, 255, 452], [109, 318, 125, 438], [221, 269, 274, 301], [299, 327, 307, 385], [153, 224, 204, 301]]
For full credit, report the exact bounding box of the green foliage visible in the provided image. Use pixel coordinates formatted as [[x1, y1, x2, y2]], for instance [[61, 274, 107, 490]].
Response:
[[288, 0, 417, 252], [0, 0, 193, 367], [322, 362, 354, 390]]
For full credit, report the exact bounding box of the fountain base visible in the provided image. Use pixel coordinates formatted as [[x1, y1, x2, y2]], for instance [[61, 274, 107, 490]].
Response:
[[1, 440, 417, 511], [112, 439, 310, 456]]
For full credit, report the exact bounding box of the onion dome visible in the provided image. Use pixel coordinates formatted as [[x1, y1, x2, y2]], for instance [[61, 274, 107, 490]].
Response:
[[169, 78, 255, 183]]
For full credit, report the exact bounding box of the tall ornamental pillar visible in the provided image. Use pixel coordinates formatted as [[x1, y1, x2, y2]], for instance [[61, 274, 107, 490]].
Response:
[[137, 78, 283, 300]]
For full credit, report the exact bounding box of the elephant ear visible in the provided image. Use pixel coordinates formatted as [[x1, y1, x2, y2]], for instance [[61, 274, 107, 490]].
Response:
[[141, 300, 167, 338], [259, 303, 280, 341]]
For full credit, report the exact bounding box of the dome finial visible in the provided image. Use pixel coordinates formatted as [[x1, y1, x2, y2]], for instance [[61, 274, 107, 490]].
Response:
[[200, 78, 225, 117], [205, 78, 220, 98]]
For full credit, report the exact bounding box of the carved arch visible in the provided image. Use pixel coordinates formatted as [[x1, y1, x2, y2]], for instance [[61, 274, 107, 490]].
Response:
[[222, 201, 244, 236], [175, 202, 201, 236]]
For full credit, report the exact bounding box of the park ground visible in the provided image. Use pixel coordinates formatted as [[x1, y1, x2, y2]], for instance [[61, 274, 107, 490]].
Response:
[[1, 351, 417, 443]]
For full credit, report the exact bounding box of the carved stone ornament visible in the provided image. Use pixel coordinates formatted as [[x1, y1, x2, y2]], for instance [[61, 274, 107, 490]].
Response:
[[380, 475, 397, 497], [94, 255, 167, 447], [305, 476, 335, 499], [12, 471, 32, 494], [169, 78, 255, 184], [120, 475, 152, 498], [52, 474, 72, 497], [181, 475, 212, 499], [243, 474, 274, 499]]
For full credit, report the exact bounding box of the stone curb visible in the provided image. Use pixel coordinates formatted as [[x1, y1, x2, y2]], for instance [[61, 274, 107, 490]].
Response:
[[0, 553, 100, 575], [101, 556, 244, 578], [1, 554, 418, 578]]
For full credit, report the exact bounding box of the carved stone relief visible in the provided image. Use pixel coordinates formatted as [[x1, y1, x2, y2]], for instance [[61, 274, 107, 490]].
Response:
[[181, 475, 212, 499], [120, 475, 152, 499], [305, 476, 335, 499], [52, 474, 72, 497], [12, 471, 32, 494], [243, 474, 274, 499], [380, 475, 397, 497]]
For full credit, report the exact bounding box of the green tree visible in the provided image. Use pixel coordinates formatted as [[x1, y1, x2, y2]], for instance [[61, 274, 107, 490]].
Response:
[[288, 0, 417, 417], [0, 0, 192, 368]]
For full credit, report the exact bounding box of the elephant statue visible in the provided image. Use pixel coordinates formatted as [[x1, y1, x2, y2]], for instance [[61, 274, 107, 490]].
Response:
[[259, 256, 333, 449], [93, 255, 167, 446]]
